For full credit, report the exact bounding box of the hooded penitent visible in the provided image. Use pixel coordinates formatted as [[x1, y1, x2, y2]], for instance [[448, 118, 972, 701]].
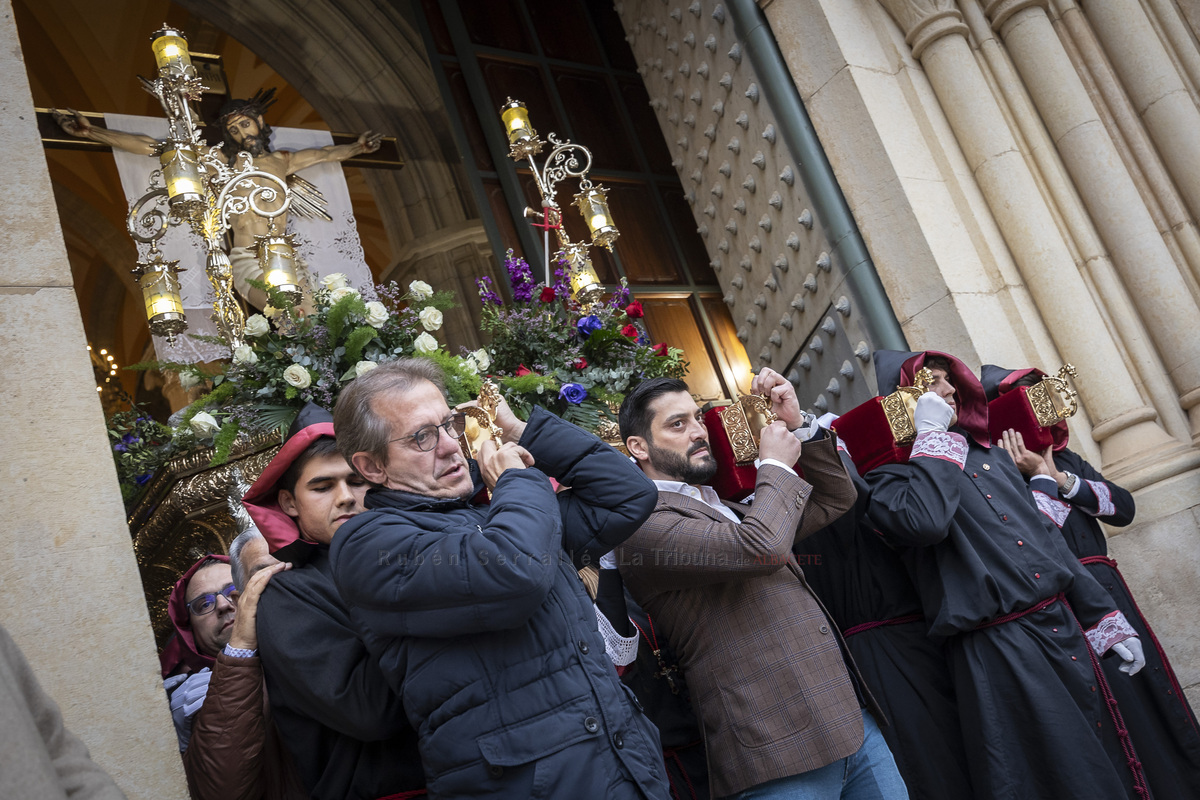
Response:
[[833, 349, 990, 474], [981, 364, 1070, 452], [879, 349, 990, 448], [160, 553, 232, 678], [242, 403, 335, 564]]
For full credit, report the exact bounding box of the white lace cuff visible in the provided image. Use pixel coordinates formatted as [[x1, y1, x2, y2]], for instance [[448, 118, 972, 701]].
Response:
[[1033, 490, 1070, 528], [1084, 480, 1115, 517], [910, 431, 968, 469], [594, 606, 639, 668], [1085, 610, 1137, 656]]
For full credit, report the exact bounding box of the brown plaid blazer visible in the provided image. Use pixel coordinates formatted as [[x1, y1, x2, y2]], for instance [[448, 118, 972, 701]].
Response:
[[617, 435, 876, 798]]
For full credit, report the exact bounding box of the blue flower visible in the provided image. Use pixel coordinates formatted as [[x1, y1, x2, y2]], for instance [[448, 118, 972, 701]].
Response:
[[135, 473, 153, 486], [577, 315, 603, 338], [559, 382, 588, 405]]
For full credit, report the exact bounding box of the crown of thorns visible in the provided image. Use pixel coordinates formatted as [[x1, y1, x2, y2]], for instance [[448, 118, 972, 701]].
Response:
[[216, 88, 278, 126]]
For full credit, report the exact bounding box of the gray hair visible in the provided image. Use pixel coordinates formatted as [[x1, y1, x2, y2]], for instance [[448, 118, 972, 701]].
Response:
[[333, 357, 447, 469], [229, 528, 266, 592]]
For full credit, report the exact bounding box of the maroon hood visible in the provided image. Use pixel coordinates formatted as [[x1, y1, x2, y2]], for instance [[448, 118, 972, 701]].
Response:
[[161, 554, 230, 678], [242, 420, 333, 563], [900, 350, 990, 449]]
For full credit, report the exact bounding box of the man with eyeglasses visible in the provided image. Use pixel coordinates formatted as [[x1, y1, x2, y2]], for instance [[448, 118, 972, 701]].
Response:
[[328, 357, 671, 799], [160, 548, 300, 800]]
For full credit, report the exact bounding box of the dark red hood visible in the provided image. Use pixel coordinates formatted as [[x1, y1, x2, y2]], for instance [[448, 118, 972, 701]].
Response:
[[161, 554, 230, 678], [242, 422, 332, 563], [981, 364, 1069, 451], [898, 350, 990, 448]]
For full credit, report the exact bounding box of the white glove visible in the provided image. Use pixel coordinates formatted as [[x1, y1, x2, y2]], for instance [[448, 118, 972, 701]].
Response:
[[599, 550, 618, 570], [167, 668, 212, 751], [791, 411, 822, 443], [914, 392, 953, 435], [1112, 638, 1146, 676]]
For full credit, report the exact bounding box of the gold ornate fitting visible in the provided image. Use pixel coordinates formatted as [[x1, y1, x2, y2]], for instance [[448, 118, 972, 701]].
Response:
[[718, 393, 779, 464], [458, 379, 505, 459], [882, 367, 934, 445], [1026, 364, 1079, 426]]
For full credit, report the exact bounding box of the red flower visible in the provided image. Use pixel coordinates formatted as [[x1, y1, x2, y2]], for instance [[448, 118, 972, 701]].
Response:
[[624, 301, 644, 319], [515, 364, 533, 376], [539, 287, 557, 303], [621, 324, 639, 338], [573, 357, 588, 370], [652, 343, 669, 357]]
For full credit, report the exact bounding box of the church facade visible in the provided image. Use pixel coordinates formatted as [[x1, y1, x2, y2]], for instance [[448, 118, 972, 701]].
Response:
[[2, 1, 1198, 796]]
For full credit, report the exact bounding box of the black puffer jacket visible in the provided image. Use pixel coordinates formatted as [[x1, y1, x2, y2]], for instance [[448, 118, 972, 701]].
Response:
[[330, 407, 670, 800]]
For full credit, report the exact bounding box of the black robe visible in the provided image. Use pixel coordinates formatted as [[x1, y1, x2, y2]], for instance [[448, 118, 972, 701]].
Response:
[[257, 546, 425, 800], [1037, 448, 1200, 800], [865, 431, 1148, 800], [794, 450, 972, 800]]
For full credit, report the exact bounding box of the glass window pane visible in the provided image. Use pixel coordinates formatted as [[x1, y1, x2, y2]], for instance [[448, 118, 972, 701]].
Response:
[[457, 0, 534, 52], [659, 183, 716, 285], [701, 296, 753, 397], [478, 57, 566, 143], [483, 178, 521, 258], [444, 63, 495, 172], [421, 0, 456, 56], [618, 78, 674, 176], [526, 0, 603, 64], [552, 69, 639, 172], [587, 2, 638, 72], [641, 297, 728, 403], [604, 182, 686, 284]]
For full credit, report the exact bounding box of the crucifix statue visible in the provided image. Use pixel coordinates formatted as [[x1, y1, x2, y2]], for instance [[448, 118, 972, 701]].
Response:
[[51, 88, 383, 310]]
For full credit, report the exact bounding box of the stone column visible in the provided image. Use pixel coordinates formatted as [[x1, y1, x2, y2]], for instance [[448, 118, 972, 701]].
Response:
[[876, 0, 1182, 478], [0, 4, 186, 797], [1079, 0, 1200, 224], [983, 0, 1200, 440]]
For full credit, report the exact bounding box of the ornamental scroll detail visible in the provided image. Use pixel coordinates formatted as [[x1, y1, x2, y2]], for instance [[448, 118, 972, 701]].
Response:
[[719, 393, 779, 464], [882, 367, 934, 445], [1026, 364, 1079, 427]]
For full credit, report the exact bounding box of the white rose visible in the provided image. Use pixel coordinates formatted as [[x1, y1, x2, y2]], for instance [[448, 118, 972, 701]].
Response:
[[355, 360, 378, 378], [232, 344, 258, 365], [178, 371, 201, 390], [364, 301, 389, 328], [262, 304, 280, 319], [321, 273, 349, 290], [468, 348, 491, 373], [190, 411, 220, 436], [243, 314, 270, 337], [418, 306, 443, 332], [413, 332, 438, 354], [283, 364, 312, 389], [409, 280, 433, 301], [329, 286, 358, 304]]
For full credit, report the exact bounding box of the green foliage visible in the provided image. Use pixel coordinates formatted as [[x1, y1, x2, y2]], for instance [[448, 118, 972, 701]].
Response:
[[211, 419, 242, 465], [426, 349, 483, 406], [104, 277, 478, 493], [343, 325, 379, 363], [476, 251, 690, 428], [325, 293, 368, 341]]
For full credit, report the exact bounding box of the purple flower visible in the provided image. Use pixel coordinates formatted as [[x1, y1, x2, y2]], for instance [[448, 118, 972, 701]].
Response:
[[504, 250, 536, 303], [577, 315, 603, 338], [135, 472, 153, 486], [559, 382, 588, 404], [476, 276, 502, 306]]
